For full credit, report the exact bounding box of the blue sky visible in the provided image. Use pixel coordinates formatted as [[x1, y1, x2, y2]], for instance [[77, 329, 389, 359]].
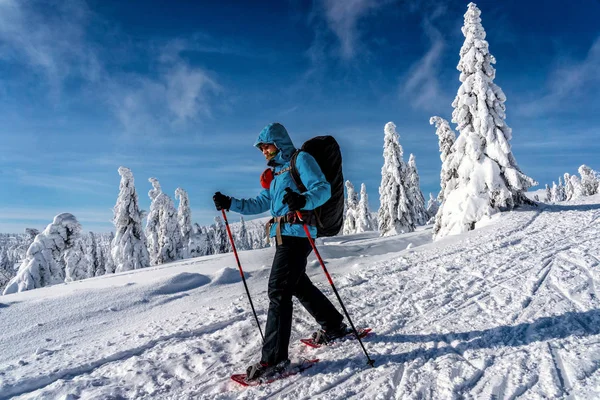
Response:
[[1, 0, 599, 233]]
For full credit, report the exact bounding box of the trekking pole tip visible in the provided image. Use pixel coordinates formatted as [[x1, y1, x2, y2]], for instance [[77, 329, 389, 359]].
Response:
[[367, 358, 376, 368]]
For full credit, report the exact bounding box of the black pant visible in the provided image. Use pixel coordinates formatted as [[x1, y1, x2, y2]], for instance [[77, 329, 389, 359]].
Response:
[[261, 235, 344, 364]]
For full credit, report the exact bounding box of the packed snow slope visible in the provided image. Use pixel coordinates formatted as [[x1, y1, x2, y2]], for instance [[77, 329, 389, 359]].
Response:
[[1, 195, 600, 399]]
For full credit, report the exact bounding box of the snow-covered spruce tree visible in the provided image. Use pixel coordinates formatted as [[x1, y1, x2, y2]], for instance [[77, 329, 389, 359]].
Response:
[[378, 122, 414, 236], [104, 231, 116, 274], [211, 216, 229, 254], [146, 177, 162, 264], [564, 173, 573, 200], [0, 247, 13, 290], [65, 237, 87, 282], [343, 180, 359, 235], [406, 154, 428, 226], [147, 178, 183, 265], [545, 184, 551, 203], [434, 3, 537, 239], [3, 213, 82, 294], [111, 167, 150, 273], [579, 165, 599, 196], [557, 177, 566, 202], [570, 174, 584, 199], [158, 194, 183, 262], [86, 232, 100, 277], [175, 187, 193, 259], [550, 181, 558, 203], [430, 116, 457, 203], [238, 216, 250, 251], [426, 193, 439, 223], [356, 183, 374, 233]]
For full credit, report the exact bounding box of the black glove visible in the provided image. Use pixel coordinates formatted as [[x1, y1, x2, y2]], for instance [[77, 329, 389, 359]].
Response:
[[282, 187, 306, 212], [213, 192, 232, 211]]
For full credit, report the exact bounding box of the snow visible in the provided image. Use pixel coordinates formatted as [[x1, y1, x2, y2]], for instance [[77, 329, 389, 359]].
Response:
[[1, 195, 599, 398]]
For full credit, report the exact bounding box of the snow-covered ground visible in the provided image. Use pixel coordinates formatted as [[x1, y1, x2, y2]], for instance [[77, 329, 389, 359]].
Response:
[[1, 195, 600, 399]]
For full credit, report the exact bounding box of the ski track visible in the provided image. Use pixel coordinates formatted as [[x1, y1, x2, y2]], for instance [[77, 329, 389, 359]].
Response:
[[3, 198, 600, 399]]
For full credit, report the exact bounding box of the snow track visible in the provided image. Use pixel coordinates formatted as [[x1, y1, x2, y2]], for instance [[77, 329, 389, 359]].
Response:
[[1, 196, 600, 399]]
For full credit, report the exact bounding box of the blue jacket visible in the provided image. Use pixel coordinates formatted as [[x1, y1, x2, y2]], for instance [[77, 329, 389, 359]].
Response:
[[229, 123, 331, 238]]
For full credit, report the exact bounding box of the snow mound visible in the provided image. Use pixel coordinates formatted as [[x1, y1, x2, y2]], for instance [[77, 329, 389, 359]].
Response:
[[148, 273, 210, 296], [211, 267, 248, 285]]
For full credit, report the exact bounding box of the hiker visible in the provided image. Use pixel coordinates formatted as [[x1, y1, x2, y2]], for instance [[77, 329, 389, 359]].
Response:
[[213, 122, 348, 381]]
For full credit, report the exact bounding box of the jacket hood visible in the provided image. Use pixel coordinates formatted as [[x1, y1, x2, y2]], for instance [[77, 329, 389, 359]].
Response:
[[254, 123, 296, 165]]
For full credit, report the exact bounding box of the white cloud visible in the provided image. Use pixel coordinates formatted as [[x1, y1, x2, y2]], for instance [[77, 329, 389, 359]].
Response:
[[315, 0, 391, 60], [105, 43, 221, 137], [0, 0, 101, 96], [0, 207, 112, 224], [14, 170, 113, 193], [166, 63, 220, 122], [401, 16, 449, 111], [517, 36, 600, 116], [0, 0, 222, 136]]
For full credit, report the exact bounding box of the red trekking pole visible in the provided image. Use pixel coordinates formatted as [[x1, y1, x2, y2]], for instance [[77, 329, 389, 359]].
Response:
[[222, 210, 264, 343], [296, 211, 375, 367]]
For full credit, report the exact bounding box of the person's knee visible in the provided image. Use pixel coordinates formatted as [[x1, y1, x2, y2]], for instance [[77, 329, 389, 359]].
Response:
[[268, 285, 292, 305]]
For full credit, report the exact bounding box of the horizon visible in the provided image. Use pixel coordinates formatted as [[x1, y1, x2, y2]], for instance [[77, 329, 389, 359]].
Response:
[[1, 0, 599, 233]]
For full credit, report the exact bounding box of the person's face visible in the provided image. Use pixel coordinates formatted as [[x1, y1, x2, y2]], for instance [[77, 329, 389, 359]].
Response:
[[259, 143, 278, 160]]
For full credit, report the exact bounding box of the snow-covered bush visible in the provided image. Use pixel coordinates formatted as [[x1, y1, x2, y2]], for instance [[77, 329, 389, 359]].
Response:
[[3, 213, 82, 294]]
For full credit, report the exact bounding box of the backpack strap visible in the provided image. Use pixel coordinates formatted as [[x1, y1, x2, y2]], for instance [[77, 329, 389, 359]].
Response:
[[289, 150, 307, 193], [289, 150, 324, 230]]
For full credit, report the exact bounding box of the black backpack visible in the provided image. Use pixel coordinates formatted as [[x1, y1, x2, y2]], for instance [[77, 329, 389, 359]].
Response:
[[290, 136, 344, 237]]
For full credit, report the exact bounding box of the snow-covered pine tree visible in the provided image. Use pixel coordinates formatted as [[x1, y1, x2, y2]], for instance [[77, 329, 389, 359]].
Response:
[[570, 174, 584, 199], [212, 216, 229, 254], [579, 165, 599, 196], [25, 228, 39, 242], [65, 237, 88, 282], [434, 3, 537, 239], [238, 216, 250, 251], [159, 191, 183, 263], [426, 193, 439, 223], [343, 180, 359, 235], [378, 122, 414, 236], [3, 213, 82, 294], [175, 187, 193, 259], [146, 178, 183, 264], [111, 167, 150, 273], [430, 116, 456, 203], [0, 247, 12, 290], [104, 231, 116, 274], [545, 184, 551, 203], [356, 183, 374, 233], [557, 177, 566, 202], [550, 181, 558, 203], [564, 173, 573, 200], [86, 232, 100, 277], [406, 154, 428, 226], [146, 178, 162, 264]]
